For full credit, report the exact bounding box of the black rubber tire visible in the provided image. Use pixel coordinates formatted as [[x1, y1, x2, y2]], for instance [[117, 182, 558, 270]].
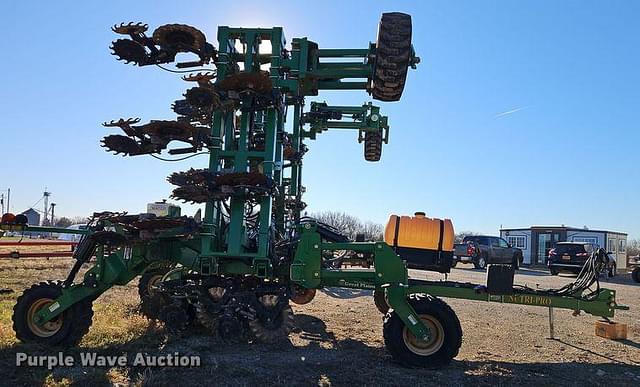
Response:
[[373, 290, 390, 314], [13, 281, 93, 346], [608, 263, 616, 278], [364, 131, 383, 162], [632, 268, 640, 283], [138, 267, 171, 319], [450, 259, 458, 268], [473, 255, 487, 270], [512, 253, 521, 270], [372, 12, 412, 102], [383, 294, 462, 368], [549, 267, 559, 276]]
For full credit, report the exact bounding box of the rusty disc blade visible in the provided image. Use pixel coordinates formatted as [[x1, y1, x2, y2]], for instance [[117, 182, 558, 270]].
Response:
[[111, 39, 147, 65], [218, 71, 272, 94]]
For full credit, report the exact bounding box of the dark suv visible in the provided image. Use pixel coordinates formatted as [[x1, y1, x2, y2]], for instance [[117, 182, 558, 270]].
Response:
[[547, 242, 595, 275]]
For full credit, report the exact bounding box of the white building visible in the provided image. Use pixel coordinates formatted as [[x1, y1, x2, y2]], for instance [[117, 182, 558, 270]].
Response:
[[500, 226, 628, 269]]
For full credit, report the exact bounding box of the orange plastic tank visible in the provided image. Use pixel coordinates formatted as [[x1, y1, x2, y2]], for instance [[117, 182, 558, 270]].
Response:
[[384, 212, 455, 273]]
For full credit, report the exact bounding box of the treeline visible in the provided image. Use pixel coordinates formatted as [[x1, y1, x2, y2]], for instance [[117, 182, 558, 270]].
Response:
[[310, 211, 384, 241], [52, 216, 88, 228]]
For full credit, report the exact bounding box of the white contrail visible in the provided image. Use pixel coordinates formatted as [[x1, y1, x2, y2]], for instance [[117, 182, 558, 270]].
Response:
[[495, 106, 526, 118]]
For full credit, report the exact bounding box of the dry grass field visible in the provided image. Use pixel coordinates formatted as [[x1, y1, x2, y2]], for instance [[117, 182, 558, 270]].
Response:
[[0, 256, 638, 386]]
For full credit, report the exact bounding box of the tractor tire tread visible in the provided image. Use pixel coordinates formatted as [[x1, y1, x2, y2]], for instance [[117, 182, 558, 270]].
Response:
[[372, 12, 412, 102], [382, 294, 462, 368], [13, 280, 93, 346]]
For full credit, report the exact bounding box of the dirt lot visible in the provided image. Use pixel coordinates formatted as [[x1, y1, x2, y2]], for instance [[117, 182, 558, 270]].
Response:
[[0, 258, 638, 386]]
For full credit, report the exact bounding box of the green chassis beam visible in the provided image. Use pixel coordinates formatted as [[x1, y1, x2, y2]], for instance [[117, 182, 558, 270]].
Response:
[[289, 223, 628, 341], [31, 221, 629, 344]]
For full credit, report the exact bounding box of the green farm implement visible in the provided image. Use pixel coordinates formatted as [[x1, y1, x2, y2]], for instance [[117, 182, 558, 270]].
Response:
[[1, 13, 628, 368]]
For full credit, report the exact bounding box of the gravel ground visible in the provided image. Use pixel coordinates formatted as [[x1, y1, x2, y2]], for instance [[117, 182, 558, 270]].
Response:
[[0, 259, 638, 386]]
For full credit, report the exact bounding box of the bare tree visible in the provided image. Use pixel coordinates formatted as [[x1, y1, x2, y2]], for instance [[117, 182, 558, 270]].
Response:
[[627, 238, 640, 258], [455, 231, 479, 243], [70, 216, 89, 225], [55, 217, 73, 228], [361, 221, 384, 241], [311, 211, 383, 241]]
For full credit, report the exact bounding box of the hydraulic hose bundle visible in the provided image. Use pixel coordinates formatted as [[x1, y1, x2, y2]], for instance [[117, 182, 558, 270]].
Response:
[[516, 248, 610, 301]]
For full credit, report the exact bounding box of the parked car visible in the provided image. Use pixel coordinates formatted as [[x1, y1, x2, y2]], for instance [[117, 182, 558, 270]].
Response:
[[453, 235, 523, 270], [547, 242, 616, 276]]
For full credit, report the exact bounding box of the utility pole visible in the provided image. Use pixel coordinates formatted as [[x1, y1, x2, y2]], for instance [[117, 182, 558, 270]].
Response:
[[6, 188, 9, 214], [43, 189, 51, 225], [50, 203, 56, 226], [0, 193, 4, 216]]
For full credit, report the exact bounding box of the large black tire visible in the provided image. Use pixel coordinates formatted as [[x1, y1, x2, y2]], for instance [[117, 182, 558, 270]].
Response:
[[372, 12, 413, 102], [364, 131, 383, 162], [549, 267, 559, 276], [631, 267, 640, 283], [373, 290, 390, 314], [383, 294, 462, 368], [138, 267, 171, 320], [13, 281, 93, 346]]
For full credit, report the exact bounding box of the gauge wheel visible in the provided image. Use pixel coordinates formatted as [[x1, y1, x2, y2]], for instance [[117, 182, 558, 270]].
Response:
[[364, 131, 383, 162], [138, 266, 172, 319], [13, 281, 93, 346], [373, 289, 390, 314], [372, 12, 413, 102], [383, 294, 462, 367]]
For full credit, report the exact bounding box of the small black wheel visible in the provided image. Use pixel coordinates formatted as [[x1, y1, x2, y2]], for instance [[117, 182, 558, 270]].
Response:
[[512, 254, 520, 270], [383, 294, 462, 368], [373, 290, 390, 314], [364, 131, 383, 162], [450, 259, 458, 268], [372, 12, 413, 102], [158, 301, 191, 333], [631, 267, 640, 283], [13, 281, 93, 346], [474, 255, 487, 270], [608, 262, 616, 278], [138, 267, 171, 319], [549, 267, 559, 276], [248, 295, 295, 343]]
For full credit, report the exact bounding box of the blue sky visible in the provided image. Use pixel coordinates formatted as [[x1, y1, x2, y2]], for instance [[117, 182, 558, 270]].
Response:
[[1, 1, 638, 236]]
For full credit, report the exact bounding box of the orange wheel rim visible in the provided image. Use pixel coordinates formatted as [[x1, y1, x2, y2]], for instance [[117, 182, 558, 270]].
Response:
[[147, 275, 164, 296], [26, 298, 63, 337], [402, 315, 445, 356]]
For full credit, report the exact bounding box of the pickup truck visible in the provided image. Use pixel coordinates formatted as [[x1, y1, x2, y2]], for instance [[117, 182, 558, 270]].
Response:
[[453, 235, 523, 270]]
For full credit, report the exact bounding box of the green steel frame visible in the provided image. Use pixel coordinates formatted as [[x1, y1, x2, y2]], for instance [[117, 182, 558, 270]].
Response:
[[3, 23, 628, 345]]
